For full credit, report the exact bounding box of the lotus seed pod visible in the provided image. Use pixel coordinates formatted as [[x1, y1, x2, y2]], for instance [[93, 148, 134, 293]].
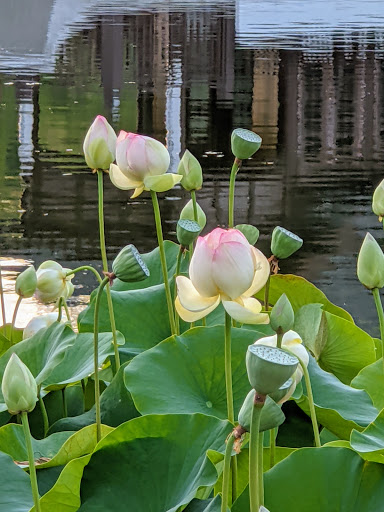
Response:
[[270, 293, 294, 335], [271, 226, 303, 259], [231, 128, 262, 160], [15, 266, 37, 298], [269, 377, 295, 404], [180, 199, 206, 230], [238, 391, 285, 432], [1, 354, 37, 415], [246, 344, 299, 395], [112, 245, 150, 283], [357, 233, 384, 290], [235, 224, 260, 245], [372, 178, 384, 220], [177, 150, 203, 191], [177, 219, 201, 247]]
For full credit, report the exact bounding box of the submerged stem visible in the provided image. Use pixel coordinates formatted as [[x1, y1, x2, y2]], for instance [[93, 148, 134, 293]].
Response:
[[21, 412, 41, 512], [228, 158, 241, 228]]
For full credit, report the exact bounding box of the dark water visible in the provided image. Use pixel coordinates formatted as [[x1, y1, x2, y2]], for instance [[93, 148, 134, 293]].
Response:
[[0, 0, 384, 332]]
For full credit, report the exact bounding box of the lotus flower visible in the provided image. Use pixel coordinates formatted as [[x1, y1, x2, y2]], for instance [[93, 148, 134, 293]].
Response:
[[35, 261, 74, 304], [109, 131, 181, 198], [175, 227, 270, 324], [83, 115, 117, 170]]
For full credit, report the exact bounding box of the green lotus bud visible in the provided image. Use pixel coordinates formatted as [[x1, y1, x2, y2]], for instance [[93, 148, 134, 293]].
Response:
[[246, 344, 298, 396], [180, 199, 206, 230], [231, 128, 262, 160], [235, 224, 259, 245], [270, 294, 294, 335], [271, 226, 303, 259], [357, 233, 384, 290], [177, 150, 203, 191], [238, 391, 285, 432], [1, 353, 37, 415], [83, 115, 117, 170], [177, 219, 201, 247], [269, 378, 294, 404], [112, 245, 150, 283], [373, 178, 384, 220], [15, 266, 37, 298], [36, 261, 70, 304]]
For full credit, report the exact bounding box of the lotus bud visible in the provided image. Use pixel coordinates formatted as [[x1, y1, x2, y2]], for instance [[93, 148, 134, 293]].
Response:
[[15, 266, 37, 298], [112, 245, 150, 283], [180, 199, 206, 230], [246, 344, 298, 396], [231, 128, 262, 160], [35, 261, 73, 304], [23, 312, 60, 340], [1, 354, 37, 415], [83, 115, 117, 170], [177, 150, 203, 191], [238, 391, 285, 433], [235, 224, 260, 246], [269, 377, 295, 404], [177, 219, 201, 247], [271, 226, 303, 259], [270, 294, 294, 335], [372, 178, 384, 220], [357, 233, 384, 290]]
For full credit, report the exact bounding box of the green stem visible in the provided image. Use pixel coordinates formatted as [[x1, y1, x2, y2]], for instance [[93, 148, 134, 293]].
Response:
[[63, 301, 71, 324], [221, 434, 235, 512], [151, 190, 176, 335], [228, 158, 241, 228], [97, 170, 120, 371], [174, 246, 183, 335], [57, 297, 64, 322], [21, 412, 41, 512], [269, 428, 276, 468], [190, 189, 198, 222], [0, 264, 6, 325], [258, 432, 264, 506], [231, 455, 238, 503], [276, 332, 283, 349], [81, 379, 87, 411], [66, 265, 102, 284], [93, 276, 109, 443], [373, 288, 384, 371], [38, 389, 49, 438], [11, 296, 22, 343], [224, 312, 234, 423], [249, 402, 263, 512], [202, 317, 206, 327], [264, 274, 271, 312], [61, 388, 67, 418], [296, 354, 321, 448]]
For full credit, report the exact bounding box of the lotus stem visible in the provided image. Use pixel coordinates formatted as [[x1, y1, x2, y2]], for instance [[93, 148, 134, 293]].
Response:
[[61, 388, 67, 418], [269, 428, 276, 468], [0, 264, 6, 325], [228, 158, 241, 228], [249, 399, 264, 512], [201, 317, 206, 327], [372, 288, 384, 373], [63, 301, 71, 324], [93, 275, 109, 443], [66, 265, 102, 284], [97, 169, 120, 371], [276, 332, 283, 349], [221, 433, 235, 512], [38, 387, 49, 438], [190, 189, 198, 222], [21, 411, 41, 512], [264, 274, 271, 312], [57, 297, 64, 322], [150, 190, 176, 335], [298, 354, 321, 448], [224, 312, 234, 423], [174, 246, 183, 335], [258, 432, 264, 506], [10, 296, 22, 343]]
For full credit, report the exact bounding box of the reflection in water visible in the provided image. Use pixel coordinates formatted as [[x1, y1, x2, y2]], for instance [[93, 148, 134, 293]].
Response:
[[0, 3, 383, 332]]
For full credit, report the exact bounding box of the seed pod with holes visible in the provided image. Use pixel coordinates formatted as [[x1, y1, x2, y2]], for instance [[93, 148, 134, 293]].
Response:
[[271, 226, 303, 259], [112, 245, 150, 283], [231, 128, 262, 160], [177, 219, 201, 247]]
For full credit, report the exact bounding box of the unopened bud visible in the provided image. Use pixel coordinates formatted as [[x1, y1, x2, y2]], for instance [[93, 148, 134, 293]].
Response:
[[238, 391, 285, 432], [15, 266, 37, 298], [180, 199, 206, 230], [372, 178, 384, 220], [270, 294, 294, 335], [177, 150, 203, 191], [357, 233, 384, 290], [83, 115, 117, 170], [231, 128, 262, 160], [271, 226, 303, 259], [1, 354, 37, 415]]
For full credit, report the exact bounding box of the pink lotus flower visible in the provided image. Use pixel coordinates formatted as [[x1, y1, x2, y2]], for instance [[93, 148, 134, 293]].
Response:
[[83, 115, 117, 170], [175, 228, 270, 324], [109, 131, 181, 197]]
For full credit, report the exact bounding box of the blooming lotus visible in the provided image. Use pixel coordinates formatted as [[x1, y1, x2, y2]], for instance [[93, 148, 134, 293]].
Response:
[[109, 131, 182, 198], [35, 261, 74, 304], [83, 115, 117, 170], [175, 227, 270, 324]]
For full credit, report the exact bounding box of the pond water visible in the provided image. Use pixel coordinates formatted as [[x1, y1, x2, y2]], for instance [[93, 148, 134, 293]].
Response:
[[0, 0, 384, 332]]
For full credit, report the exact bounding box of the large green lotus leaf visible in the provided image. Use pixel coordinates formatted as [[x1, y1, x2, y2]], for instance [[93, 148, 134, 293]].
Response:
[[0, 324, 23, 357], [184, 495, 223, 512], [296, 356, 378, 439], [349, 408, 384, 463], [49, 362, 139, 433], [0, 424, 72, 463], [78, 414, 231, 512], [351, 359, 384, 410], [256, 274, 353, 322], [0, 452, 33, 511], [0, 323, 76, 412], [42, 331, 123, 391], [124, 326, 265, 419], [233, 447, 384, 512], [30, 455, 90, 512]]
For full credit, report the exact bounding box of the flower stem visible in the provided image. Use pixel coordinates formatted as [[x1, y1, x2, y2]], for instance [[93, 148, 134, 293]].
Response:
[[249, 401, 264, 512], [191, 190, 198, 222], [224, 312, 234, 423], [57, 297, 64, 322], [151, 190, 176, 335], [10, 296, 22, 343], [221, 433, 235, 512], [61, 388, 67, 418], [372, 287, 384, 372], [298, 354, 321, 448], [21, 411, 41, 512], [93, 276, 109, 443], [264, 274, 271, 312], [258, 432, 264, 506], [269, 428, 276, 468], [276, 332, 283, 349], [66, 265, 102, 284], [97, 170, 120, 371], [0, 264, 6, 325], [38, 388, 49, 438], [228, 158, 241, 228], [174, 246, 184, 335], [63, 301, 71, 324]]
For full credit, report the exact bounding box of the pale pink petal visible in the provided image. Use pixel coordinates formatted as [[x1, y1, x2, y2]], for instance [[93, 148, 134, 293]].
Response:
[[222, 298, 270, 325], [142, 138, 170, 176], [109, 164, 142, 190], [204, 228, 228, 251], [117, 130, 129, 144], [189, 237, 219, 297], [176, 276, 220, 312], [175, 296, 219, 323], [243, 246, 270, 297], [220, 228, 249, 247], [212, 241, 254, 299]]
